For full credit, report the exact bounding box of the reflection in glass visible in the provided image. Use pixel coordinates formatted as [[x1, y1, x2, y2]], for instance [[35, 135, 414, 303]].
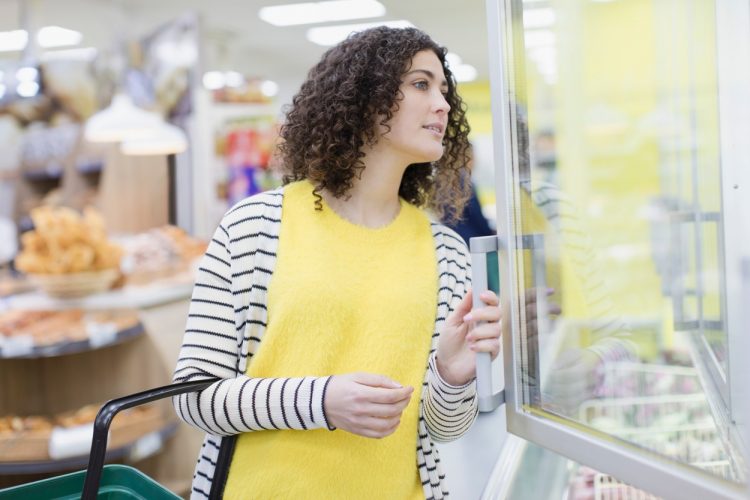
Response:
[[508, 0, 743, 486]]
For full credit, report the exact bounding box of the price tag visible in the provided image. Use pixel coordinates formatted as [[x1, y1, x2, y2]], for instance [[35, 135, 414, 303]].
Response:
[[48, 423, 98, 460], [1, 334, 34, 357], [128, 431, 163, 461], [86, 321, 118, 348]]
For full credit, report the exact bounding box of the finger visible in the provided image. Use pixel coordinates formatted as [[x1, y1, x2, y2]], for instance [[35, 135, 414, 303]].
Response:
[[362, 416, 400, 433], [362, 385, 414, 405], [465, 305, 501, 324], [366, 397, 412, 418], [466, 322, 501, 342], [446, 290, 473, 327], [526, 319, 538, 338], [469, 338, 501, 357], [525, 294, 561, 319], [384, 419, 401, 436], [478, 290, 499, 306], [525, 287, 555, 299], [360, 419, 401, 439], [353, 372, 403, 389], [525, 301, 538, 321], [527, 301, 561, 317]]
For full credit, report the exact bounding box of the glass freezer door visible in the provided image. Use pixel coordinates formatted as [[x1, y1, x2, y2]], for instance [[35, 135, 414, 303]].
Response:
[[486, 0, 750, 498]]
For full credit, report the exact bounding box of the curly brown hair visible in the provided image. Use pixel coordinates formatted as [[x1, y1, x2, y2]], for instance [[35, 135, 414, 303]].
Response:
[[278, 26, 471, 223]]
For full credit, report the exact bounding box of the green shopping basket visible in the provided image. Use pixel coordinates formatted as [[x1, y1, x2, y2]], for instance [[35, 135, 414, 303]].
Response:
[[0, 379, 217, 499], [0, 465, 179, 500]]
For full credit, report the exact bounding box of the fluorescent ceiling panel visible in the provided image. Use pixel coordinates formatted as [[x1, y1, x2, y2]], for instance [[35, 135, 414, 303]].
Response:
[[307, 19, 414, 46], [0, 26, 82, 52], [0, 30, 28, 52], [37, 26, 83, 48], [260, 0, 386, 27]]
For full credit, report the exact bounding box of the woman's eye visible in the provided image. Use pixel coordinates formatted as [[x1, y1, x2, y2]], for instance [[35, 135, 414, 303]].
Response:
[[414, 81, 428, 90]]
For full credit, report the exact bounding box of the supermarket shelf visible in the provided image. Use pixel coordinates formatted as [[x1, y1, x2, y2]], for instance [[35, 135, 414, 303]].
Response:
[[0, 321, 144, 359], [0, 422, 178, 475], [5, 280, 194, 311]]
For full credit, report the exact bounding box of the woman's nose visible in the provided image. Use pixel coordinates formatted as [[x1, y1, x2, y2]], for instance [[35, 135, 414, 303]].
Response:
[[434, 92, 450, 114]]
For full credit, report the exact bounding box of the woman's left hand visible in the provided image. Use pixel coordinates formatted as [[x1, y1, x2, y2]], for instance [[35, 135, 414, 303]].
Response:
[[435, 289, 502, 386]]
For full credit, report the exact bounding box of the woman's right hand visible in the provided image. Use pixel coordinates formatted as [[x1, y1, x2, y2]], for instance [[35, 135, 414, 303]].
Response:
[[324, 372, 414, 439]]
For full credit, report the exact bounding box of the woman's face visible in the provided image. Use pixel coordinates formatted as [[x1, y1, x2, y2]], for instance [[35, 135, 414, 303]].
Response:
[[379, 49, 451, 165]]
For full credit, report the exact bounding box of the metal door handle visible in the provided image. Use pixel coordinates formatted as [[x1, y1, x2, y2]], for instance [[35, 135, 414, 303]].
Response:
[[470, 235, 506, 412]]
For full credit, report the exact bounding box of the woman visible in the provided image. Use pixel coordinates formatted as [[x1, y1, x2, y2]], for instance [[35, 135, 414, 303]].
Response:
[[173, 27, 503, 499]]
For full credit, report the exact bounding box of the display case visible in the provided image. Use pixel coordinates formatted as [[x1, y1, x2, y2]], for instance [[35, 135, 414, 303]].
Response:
[[482, 0, 750, 498], [0, 306, 177, 489]]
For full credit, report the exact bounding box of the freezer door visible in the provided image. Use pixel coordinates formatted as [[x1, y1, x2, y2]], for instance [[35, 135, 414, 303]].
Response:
[[486, 0, 750, 498]]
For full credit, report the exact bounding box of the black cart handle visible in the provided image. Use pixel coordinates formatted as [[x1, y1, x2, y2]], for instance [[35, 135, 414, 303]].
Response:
[[81, 378, 219, 500]]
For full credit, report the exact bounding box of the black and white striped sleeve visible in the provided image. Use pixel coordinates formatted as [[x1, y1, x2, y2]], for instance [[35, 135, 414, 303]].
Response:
[[171, 223, 333, 436], [423, 238, 478, 442], [423, 351, 478, 442]]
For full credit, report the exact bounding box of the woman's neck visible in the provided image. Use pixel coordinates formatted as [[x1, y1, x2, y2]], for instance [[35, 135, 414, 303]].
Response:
[[321, 146, 407, 228]]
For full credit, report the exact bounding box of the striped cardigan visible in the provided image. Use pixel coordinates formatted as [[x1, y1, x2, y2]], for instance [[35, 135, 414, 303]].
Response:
[[172, 187, 479, 499]]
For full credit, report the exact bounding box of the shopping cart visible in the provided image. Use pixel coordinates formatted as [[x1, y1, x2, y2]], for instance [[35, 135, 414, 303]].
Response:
[[0, 378, 217, 499]]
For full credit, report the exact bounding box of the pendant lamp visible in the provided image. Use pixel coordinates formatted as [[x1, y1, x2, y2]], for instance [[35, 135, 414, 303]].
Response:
[[84, 92, 163, 143], [119, 120, 188, 156]]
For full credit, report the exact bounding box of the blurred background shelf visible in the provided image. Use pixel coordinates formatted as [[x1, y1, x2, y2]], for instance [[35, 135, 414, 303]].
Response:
[[0, 321, 144, 359], [0, 421, 178, 475], [5, 280, 194, 311]]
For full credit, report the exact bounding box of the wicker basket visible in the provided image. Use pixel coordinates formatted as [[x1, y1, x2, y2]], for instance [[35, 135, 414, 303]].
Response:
[[28, 269, 119, 299]]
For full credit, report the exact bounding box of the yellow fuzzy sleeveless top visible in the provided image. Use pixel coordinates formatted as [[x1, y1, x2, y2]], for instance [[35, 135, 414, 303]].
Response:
[[223, 180, 438, 499]]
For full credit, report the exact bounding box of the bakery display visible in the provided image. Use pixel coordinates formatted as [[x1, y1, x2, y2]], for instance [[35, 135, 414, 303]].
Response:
[[0, 404, 164, 463], [14, 206, 123, 298], [0, 309, 142, 358], [118, 225, 206, 285], [15, 206, 122, 275]]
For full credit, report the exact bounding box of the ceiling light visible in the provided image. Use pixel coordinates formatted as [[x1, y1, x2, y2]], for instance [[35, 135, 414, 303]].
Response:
[[443, 53, 476, 82], [203, 71, 225, 90], [0, 30, 28, 52], [224, 71, 244, 88], [523, 8, 555, 29], [37, 26, 82, 48], [445, 52, 462, 68], [17, 81, 39, 97], [260, 80, 279, 97], [306, 20, 414, 46], [120, 122, 188, 156], [41, 47, 98, 61], [453, 64, 477, 83], [155, 39, 198, 66], [524, 29, 555, 48], [1, 26, 81, 52], [84, 93, 163, 143], [259, 0, 386, 27], [16, 66, 38, 82]]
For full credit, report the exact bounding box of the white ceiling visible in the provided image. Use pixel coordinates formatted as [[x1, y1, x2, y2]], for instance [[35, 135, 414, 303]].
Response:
[[0, 0, 489, 102]]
